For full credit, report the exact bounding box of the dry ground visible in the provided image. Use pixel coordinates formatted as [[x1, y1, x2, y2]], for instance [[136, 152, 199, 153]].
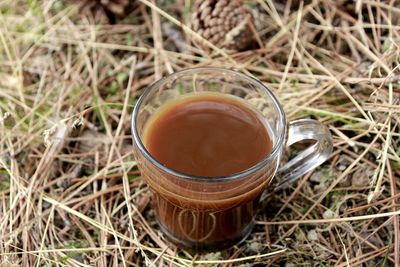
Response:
[[0, 0, 399, 266]]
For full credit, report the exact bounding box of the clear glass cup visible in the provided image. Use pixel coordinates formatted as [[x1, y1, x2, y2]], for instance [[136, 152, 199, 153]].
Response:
[[131, 67, 332, 251]]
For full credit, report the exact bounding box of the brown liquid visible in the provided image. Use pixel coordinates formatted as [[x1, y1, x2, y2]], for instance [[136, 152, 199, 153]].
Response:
[[142, 93, 273, 250], [143, 93, 271, 177]]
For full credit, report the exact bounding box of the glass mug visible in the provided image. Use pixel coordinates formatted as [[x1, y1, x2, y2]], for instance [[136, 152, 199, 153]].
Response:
[[131, 68, 332, 251]]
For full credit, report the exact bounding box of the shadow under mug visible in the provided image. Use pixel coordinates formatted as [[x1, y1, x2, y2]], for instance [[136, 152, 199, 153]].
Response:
[[131, 67, 333, 251]]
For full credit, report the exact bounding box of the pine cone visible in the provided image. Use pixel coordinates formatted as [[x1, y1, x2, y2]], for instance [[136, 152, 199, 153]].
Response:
[[191, 0, 255, 51], [77, 0, 138, 23]]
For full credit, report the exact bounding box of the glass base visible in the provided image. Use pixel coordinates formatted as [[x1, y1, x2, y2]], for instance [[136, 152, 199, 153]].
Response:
[[158, 220, 255, 252]]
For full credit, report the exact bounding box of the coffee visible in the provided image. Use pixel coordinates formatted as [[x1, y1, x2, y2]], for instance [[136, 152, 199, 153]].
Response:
[[143, 93, 272, 177], [140, 93, 273, 250], [133, 69, 333, 251]]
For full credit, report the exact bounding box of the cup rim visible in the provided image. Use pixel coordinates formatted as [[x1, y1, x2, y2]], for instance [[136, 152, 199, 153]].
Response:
[[131, 67, 287, 182]]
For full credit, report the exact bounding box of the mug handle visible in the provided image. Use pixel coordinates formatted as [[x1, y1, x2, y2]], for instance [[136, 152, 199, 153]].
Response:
[[274, 119, 333, 191]]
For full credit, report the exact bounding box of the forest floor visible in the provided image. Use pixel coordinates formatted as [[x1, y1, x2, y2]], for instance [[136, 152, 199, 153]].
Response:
[[0, 0, 399, 266]]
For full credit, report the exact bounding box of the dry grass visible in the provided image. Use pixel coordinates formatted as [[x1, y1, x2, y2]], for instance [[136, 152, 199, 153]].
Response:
[[0, 0, 399, 266]]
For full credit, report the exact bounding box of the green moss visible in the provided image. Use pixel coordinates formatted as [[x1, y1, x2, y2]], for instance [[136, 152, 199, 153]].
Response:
[[0, 178, 10, 191], [128, 173, 140, 181], [116, 72, 129, 84], [53, 0, 65, 11]]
